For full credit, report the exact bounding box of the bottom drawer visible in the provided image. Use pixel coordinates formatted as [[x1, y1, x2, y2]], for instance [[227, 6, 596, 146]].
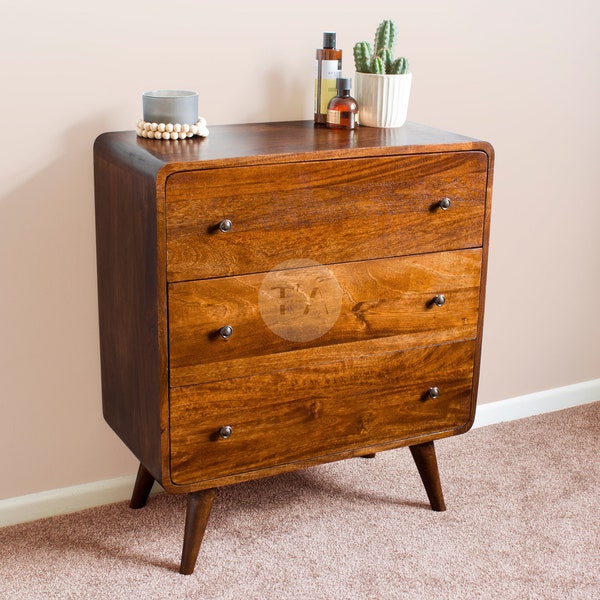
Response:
[[169, 340, 476, 486]]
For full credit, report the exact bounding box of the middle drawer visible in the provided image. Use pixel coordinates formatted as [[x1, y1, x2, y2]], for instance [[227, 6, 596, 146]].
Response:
[[168, 249, 481, 387]]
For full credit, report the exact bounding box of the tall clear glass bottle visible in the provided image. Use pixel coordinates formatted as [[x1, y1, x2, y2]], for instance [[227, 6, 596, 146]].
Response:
[[314, 32, 342, 126]]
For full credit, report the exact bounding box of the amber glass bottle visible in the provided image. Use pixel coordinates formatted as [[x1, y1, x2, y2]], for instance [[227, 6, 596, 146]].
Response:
[[314, 32, 342, 126], [326, 78, 358, 130]]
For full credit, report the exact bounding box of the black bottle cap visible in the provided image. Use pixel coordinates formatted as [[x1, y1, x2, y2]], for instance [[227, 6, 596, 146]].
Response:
[[336, 77, 352, 91], [323, 32, 336, 49]]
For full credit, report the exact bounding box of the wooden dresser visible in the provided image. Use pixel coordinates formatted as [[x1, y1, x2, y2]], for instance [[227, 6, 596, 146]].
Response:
[[94, 121, 493, 574]]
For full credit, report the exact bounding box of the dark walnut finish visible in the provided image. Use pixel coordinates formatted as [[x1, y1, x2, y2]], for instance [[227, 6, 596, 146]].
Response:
[[94, 120, 494, 574]]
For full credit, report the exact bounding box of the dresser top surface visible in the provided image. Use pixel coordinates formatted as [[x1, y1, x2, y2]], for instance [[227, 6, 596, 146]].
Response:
[[94, 121, 493, 175]]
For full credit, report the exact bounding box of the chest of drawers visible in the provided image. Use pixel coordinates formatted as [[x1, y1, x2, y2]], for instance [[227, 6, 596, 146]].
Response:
[[94, 121, 493, 574]]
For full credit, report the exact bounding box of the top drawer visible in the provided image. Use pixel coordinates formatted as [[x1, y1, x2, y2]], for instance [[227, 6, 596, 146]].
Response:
[[166, 151, 488, 282]]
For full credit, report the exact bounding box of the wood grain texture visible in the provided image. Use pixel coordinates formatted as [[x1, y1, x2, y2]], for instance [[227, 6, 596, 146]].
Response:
[[129, 463, 156, 509], [169, 340, 476, 486], [94, 121, 493, 496], [179, 488, 216, 575], [132, 121, 492, 170], [93, 136, 166, 481], [168, 249, 482, 387], [95, 121, 493, 575], [165, 152, 487, 281], [409, 441, 447, 511]]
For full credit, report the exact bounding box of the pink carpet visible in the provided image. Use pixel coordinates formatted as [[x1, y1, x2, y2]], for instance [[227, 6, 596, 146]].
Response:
[[1, 402, 598, 599]]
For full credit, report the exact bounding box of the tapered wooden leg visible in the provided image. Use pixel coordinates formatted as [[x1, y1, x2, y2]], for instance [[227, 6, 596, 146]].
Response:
[[129, 462, 155, 509], [409, 441, 446, 512], [179, 488, 217, 575]]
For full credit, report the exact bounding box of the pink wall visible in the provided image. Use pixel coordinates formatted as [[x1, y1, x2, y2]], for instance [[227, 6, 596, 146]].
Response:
[[1, 1, 599, 500]]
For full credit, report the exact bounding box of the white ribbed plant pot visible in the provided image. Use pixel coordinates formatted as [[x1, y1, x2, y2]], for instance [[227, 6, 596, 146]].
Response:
[[355, 72, 412, 128]]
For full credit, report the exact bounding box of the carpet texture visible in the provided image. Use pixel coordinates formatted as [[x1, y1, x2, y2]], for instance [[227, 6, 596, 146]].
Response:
[[1, 402, 598, 599]]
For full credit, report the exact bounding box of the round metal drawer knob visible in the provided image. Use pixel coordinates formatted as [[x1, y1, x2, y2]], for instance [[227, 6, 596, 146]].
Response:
[[219, 425, 233, 439], [439, 197, 452, 210], [428, 386, 440, 399], [218, 219, 232, 233], [433, 294, 446, 307], [219, 325, 234, 340]]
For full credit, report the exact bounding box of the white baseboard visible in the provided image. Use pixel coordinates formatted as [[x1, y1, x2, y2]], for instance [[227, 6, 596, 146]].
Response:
[[0, 475, 162, 528], [472, 378, 600, 429], [1, 379, 598, 528]]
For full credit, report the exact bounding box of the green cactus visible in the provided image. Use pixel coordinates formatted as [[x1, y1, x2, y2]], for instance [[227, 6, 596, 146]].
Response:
[[374, 20, 397, 56], [390, 56, 409, 75], [352, 19, 409, 74], [353, 41, 372, 73], [371, 56, 385, 74]]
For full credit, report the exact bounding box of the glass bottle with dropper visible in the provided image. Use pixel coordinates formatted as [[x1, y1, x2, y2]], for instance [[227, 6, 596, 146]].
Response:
[[326, 77, 359, 130]]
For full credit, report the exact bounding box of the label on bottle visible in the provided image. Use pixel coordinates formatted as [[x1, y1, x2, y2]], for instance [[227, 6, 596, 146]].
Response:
[[327, 109, 357, 129], [315, 59, 342, 115], [327, 109, 342, 125]]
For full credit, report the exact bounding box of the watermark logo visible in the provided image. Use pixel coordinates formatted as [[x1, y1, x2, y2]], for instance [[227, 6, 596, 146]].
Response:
[[259, 259, 343, 342]]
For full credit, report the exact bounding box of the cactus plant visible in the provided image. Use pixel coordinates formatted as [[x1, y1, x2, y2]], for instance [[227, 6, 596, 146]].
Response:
[[389, 56, 408, 75], [374, 20, 397, 57], [353, 19, 409, 75], [353, 41, 372, 73], [371, 56, 385, 75]]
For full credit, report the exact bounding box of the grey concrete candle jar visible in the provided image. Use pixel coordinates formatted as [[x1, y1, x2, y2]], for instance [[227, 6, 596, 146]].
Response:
[[142, 90, 199, 125]]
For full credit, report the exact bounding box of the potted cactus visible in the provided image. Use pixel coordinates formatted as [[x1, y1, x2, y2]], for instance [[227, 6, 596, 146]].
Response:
[[353, 19, 412, 127]]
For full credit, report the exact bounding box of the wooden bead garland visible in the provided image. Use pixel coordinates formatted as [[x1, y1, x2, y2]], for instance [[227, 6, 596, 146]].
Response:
[[136, 117, 209, 139]]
